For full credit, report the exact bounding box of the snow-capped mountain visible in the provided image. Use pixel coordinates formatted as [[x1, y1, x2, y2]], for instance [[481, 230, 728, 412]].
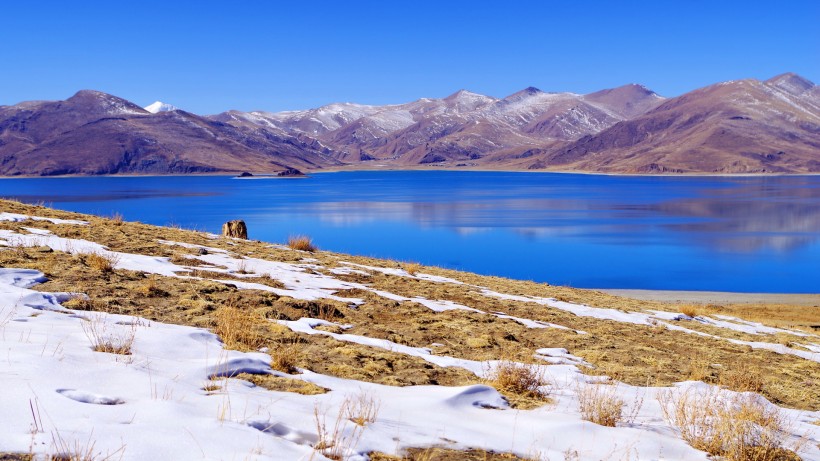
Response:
[[215, 84, 664, 164], [214, 74, 819, 173], [1, 73, 817, 176], [0, 91, 339, 176], [543, 73, 820, 173], [144, 101, 179, 113]]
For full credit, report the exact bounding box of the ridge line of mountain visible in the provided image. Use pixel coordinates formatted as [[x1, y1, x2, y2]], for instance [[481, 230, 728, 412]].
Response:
[[0, 72, 817, 176]]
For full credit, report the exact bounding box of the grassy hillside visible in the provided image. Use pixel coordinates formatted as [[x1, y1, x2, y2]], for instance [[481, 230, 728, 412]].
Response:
[[1, 198, 818, 460]]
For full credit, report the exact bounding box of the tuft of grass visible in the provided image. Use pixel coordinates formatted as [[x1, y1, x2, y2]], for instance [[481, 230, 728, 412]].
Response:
[[137, 276, 168, 297], [489, 361, 549, 407], [679, 304, 700, 318], [201, 382, 222, 393], [109, 212, 124, 226], [685, 358, 716, 383], [465, 336, 494, 348], [80, 252, 120, 273], [659, 387, 803, 461], [287, 235, 316, 252], [344, 392, 381, 426], [270, 343, 300, 374], [370, 448, 533, 460], [313, 401, 366, 461], [62, 296, 107, 312], [80, 315, 136, 355], [576, 383, 626, 427], [213, 305, 266, 351], [49, 429, 126, 461], [719, 362, 765, 394], [235, 258, 249, 274], [403, 262, 421, 276], [0, 453, 33, 461], [236, 373, 328, 395]]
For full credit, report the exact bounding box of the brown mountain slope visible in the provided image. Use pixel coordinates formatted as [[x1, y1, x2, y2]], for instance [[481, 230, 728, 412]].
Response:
[[0, 90, 340, 176], [217, 85, 664, 166], [584, 83, 665, 118], [1, 74, 816, 176], [532, 74, 820, 173]]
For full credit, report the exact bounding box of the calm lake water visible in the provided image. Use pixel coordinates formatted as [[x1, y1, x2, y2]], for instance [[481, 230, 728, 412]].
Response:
[[2, 171, 819, 293]]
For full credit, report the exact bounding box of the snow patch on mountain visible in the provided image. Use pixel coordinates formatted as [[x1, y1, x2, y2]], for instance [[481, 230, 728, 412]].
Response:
[[144, 101, 179, 113]]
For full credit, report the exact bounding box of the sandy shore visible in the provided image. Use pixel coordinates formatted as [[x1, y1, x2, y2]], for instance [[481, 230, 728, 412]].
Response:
[[600, 289, 820, 306]]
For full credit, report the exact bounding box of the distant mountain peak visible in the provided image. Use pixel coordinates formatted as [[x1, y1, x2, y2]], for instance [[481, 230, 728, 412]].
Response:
[[71, 89, 106, 98], [445, 89, 485, 100], [503, 86, 545, 102], [588, 83, 658, 98], [67, 90, 148, 115], [627, 83, 659, 95], [145, 101, 179, 114], [765, 72, 814, 95]]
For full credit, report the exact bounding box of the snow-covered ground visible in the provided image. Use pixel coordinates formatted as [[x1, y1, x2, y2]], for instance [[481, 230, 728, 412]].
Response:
[[1, 213, 819, 460]]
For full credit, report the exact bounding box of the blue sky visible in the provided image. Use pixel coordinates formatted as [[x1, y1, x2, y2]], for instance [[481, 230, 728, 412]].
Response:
[[2, 0, 817, 113]]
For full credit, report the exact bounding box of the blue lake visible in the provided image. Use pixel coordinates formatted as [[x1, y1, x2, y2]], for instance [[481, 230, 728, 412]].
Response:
[[1, 171, 819, 293]]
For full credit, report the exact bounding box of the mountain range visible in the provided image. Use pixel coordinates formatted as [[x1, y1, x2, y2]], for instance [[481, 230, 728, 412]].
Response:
[[0, 73, 817, 176]]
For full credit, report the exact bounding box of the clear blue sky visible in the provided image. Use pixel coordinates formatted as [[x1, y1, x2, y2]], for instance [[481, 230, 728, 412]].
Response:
[[2, 0, 817, 114]]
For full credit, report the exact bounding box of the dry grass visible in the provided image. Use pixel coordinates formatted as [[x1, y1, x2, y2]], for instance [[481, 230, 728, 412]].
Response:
[[313, 400, 367, 461], [80, 315, 136, 355], [576, 383, 626, 427], [213, 305, 266, 351], [0, 453, 33, 460], [720, 362, 765, 393], [233, 373, 328, 395], [659, 387, 803, 461], [137, 276, 168, 297], [403, 262, 422, 276], [80, 252, 119, 273], [234, 258, 249, 274], [685, 357, 717, 382], [201, 382, 222, 393], [49, 430, 126, 461], [489, 361, 549, 408], [679, 304, 700, 318], [270, 342, 299, 373], [370, 448, 531, 461], [708, 303, 820, 333], [2, 198, 819, 413], [344, 392, 381, 426], [109, 212, 124, 226], [287, 235, 316, 252]]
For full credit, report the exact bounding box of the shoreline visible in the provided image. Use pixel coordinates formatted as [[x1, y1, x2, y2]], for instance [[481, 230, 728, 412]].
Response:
[[2, 166, 820, 179], [314, 164, 820, 178], [599, 289, 820, 306]]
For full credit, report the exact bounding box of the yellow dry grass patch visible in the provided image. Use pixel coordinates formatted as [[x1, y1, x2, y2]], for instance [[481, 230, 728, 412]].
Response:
[[287, 235, 316, 252], [403, 262, 422, 275], [488, 361, 550, 409], [576, 383, 630, 427], [709, 302, 820, 333], [80, 251, 119, 273], [0, 453, 33, 461], [679, 304, 699, 318], [233, 373, 328, 395], [370, 448, 532, 461], [214, 304, 266, 351], [659, 387, 804, 461]]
